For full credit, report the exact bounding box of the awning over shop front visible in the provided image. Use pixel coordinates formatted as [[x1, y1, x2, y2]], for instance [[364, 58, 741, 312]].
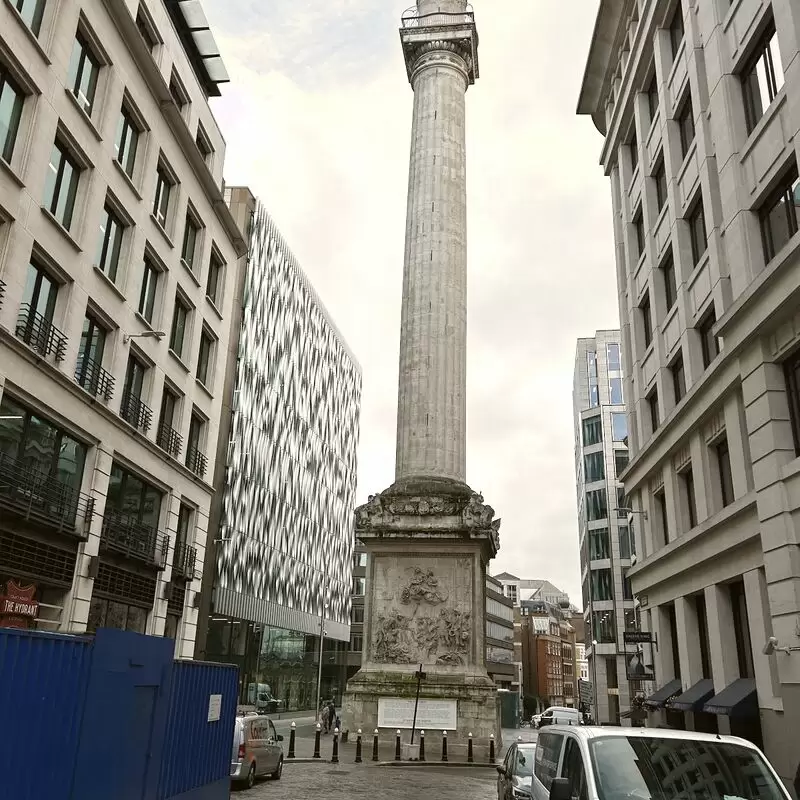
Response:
[[669, 679, 715, 712], [620, 707, 648, 721], [642, 678, 682, 709], [703, 678, 758, 717]]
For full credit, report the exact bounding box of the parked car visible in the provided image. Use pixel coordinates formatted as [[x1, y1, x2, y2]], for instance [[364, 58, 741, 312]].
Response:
[[231, 714, 284, 789], [538, 706, 580, 727], [529, 726, 792, 800], [497, 740, 536, 800]]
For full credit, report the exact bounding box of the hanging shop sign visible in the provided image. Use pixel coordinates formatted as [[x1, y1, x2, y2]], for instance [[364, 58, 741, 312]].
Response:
[[0, 580, 39, 629]]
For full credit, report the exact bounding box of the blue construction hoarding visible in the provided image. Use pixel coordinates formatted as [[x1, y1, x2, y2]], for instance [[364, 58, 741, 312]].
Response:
[[0, 626, 238, 800]]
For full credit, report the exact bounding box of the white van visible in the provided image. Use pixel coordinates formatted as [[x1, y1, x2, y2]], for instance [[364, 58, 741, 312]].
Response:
[[538, 706, 581, 727], [529, 726, 791, 800]]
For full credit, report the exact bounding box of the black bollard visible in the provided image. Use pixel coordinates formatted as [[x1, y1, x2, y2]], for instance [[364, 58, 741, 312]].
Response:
[[313, 723, 321, 759], [355, 729, 363, 763], [441, 730, 448, 762], [372, 728, 379, 762], [419, 730, 426, 762], [331, 728, 339, 764], [489, 733, 495, 763], [467, 733, 474, 763], [395, 729, 401, 761], [288, 722, 296, 759]]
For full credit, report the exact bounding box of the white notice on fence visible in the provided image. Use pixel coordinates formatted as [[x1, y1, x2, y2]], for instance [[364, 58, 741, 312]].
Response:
[[378, 698, 457, 730], [207, 694, 222, 722]]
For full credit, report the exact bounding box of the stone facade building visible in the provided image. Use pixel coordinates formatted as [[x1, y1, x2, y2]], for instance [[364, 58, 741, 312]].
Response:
[[578, 0, 800, 782], [0, 0, 247, 655]]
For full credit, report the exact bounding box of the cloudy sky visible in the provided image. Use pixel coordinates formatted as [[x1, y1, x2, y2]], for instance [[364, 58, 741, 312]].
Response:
[[203, 0, 616, 604]]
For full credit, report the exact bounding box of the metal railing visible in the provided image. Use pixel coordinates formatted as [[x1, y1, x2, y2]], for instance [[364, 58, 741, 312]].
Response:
[[100, 508, 168, 569], [156, 420, 183, 459], [75, 355, 115, 401], [172, 540, 197, 579], [186, 446, 207, 479], [120, 389, 153, 434], [15, 304, 68, 362], [401, 5, 474, 28], [0, 451, 95, 537], [0, 279, 5, 308]]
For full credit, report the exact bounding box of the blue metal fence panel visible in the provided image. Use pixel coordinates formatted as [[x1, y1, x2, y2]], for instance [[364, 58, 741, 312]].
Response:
[[0, 628, 91, 800], [157, 659, 239, 800]]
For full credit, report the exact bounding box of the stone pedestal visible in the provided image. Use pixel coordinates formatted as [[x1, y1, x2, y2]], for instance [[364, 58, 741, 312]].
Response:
[[342, 477, 501, 749]]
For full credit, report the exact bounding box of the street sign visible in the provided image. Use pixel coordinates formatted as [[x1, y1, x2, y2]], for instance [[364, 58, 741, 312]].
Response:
[[623, 631, 654, 644]]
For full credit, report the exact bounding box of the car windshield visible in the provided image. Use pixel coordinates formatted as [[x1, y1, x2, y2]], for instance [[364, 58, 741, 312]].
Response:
[[589, 736, 786, 800], [516, 747, 535, 778]]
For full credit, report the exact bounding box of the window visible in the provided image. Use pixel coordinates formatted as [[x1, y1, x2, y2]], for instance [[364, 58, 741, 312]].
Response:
[[181, 213, 200, 270], [669, 2, 684, 59], [584, 451, 605, 483], [588, 528, 610, 560], [785, 348, 800, 454], [21, 259, 57, 323], [592, 611, 616, 643], [742, 25, 785, 135], [619, 525, 632, 559], [169, 71, 188, 111], [671, 352, 686, 402], [14, 0, 45, 35], [169, 296, 190, 358], [622, 570, 634, 600], [350, 634, 363, 652], [121, 355, 150, 432], [655, 489, 669, 546], [615, 450, 629, 476], [661, 252, 677, 311], [610, 377, 623, 405], [611, 413, 627, 442], [44, 139, 80, 229], [206, 250, 223, 305], [647, 71, 659, 123], [354, 551, 367, 568], [760, 165, 799, 263], [76, 312, 107, 393], [196, 124, 213, 163], [629, 132, 638, 174], [616, 487, 628, 518], [607, 343, 621, 371], [352, 576, 366, 596], [654, 158, 667, 212], [157, 387, 181, 457], [95, 203, 125, 281], [680, 466, 697, 529], [582, 416, 602, 446], [535, 733, 564, 790], [687, 196, 707, 266], [67, 32, 100, 116], [153, 162, 173, 229], [633, 209, 645, 259], [716, 437, 734, 507], [106, 462, 162, 531], [135, 5, 158, 52], [138, 257, 159, 324], [561, 739, 589, 800], [698, 307, 719, 368], [591, 570, 613, 602], [197, 328, 214, 385], [586, 489, 608, 521], [115, 105, 140, 178], [640, 293, 653, 348], [729, 581, 755, 679], [123, 355, 145, 403], [0, 67, 24, 163], [352, 605, 364, 623], [588, 350, 599, 408], [678, 95, 695, 158], [186, 411, 206, 474], [648, 390, 660, 432]]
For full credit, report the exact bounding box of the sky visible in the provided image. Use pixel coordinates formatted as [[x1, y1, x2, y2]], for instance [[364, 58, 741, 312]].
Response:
[[202, 0, 617, 605]]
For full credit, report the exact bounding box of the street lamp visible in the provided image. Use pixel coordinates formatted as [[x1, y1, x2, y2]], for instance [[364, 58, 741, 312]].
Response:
[[123, 330, 166, 345], [613, 507, 648, 520], [314, 579, 329, 724], [591, 638, 599, 724]]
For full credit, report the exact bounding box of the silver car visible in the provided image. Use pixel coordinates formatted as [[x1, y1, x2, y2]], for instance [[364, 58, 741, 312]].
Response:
[[231, 714, 284, 789]]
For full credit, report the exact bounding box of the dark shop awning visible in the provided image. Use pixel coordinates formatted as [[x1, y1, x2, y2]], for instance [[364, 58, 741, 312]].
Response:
[[703, 678, 758, 717], [620, 707, 649, 721], [669, 679, 715, 712], [643, 678, 682, 709]]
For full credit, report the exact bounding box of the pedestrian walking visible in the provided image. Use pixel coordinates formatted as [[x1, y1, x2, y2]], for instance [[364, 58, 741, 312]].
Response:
[[321, 703, 330, 734]]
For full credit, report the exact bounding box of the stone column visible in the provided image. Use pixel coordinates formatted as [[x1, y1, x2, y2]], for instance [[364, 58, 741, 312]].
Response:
[[674, 595, 704, 731], [704, 584, 739, 734]]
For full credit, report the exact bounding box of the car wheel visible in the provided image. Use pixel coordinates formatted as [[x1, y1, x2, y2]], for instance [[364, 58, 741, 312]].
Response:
[[245, 763, 256, 789], [271, 757, 283, 780]]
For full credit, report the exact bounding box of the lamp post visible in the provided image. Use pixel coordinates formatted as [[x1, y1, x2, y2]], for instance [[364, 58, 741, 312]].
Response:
[[591, 638, 599, 724], [314, 579, 329, 724]]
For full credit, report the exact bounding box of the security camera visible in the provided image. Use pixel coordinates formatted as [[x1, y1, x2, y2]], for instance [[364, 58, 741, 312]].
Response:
[[763, 636, 780, 656]]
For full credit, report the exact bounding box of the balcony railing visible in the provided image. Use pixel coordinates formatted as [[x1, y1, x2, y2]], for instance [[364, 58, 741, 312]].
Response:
[[100, 508, 168, 569], [156, 420, 183, 459], [15, 304, 68, 362], [75, 356, 115, 401], [186, 446, 207, 479], [0, 451, 94, 537], [0, 279, 5, 308], [401, 5, 474, 28], [120, 389, 153, 434], [172, 540, 197, 580]]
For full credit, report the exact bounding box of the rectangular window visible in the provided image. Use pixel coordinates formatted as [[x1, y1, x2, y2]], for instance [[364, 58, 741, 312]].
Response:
[[106, 462, 162, 531], [350, 634, 363, 652], [197, 328, 214, 385], [681, 466, 697, 529], [14, 0, 45, 35], [138, 257, 158, 323], [633, 209, 645, 259], [607, 343, 621, 371], [695, 594, 711, 678], [588, 528, 610, 560], [640, 292, 653, 348], [654, 158, 667, 212], [610, 376, 624, 405], [135, 5, 158, 52], [21, 258, 58, 322], [629, 132, 638, 174], [615, 450, 629, 476], [352, 606, 364, 624], [115, 105, 140, 178], [729, 581, 755, 679], [742, 25, 785, 135], [206, 250, 223, 304], [592, 611, 616, 644], [153, 162, 173, 229], [123, 355, 145, 402], [157, 388, 181, 457], [678, 95, 695, 158], [582, 416, 602, 446], [611, 412, 628, 442], [591, 569, 613, 602], [196, 123, 213, 163], [617, 487, 628, 518], [584, 451, 605, 483], [655, 489, 669, 546], [44, 140, 80, 229], [169, 70, 188, 110], [648, 390, 660, 432], [352, 576, 366, 596], [76, 312, 106, 393], [671, 352, 686, 403], [760, 165, 799, 263], [586, 489, 608, 522], [622, 570, 634, 601], [0, 66, 25, 163], [169, 296, 190, 357], [698, 307, 719, 369], [95, 203, 125, 281], [619, 525, 631, 559], [785, 348, 800, 455], [647, 71, 659, 123], [662, 252, 677, 311], [588, 350, 599, 408], [181, 213, 200, 270], [688, 196, 708, 266], [670, 2, 684, 59], [67, 32, 100, 116], [354, 552, 367, 568], [716, 437, 734, 507]]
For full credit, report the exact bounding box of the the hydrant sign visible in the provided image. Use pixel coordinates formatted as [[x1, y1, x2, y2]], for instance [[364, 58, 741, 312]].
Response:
[[0, 580, 39, 629]]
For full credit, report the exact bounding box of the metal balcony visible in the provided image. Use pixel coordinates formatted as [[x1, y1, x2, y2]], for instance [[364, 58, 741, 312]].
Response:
[[100, 508, 168, 569], [156, 420, 183, 458], [15, 304, 68, 362], [120, 389, 153, 434], [75, 356, 115, 401], [172, 540, 197, 580], [0, 451, 95, 537], [401, 5, 474, 27], [186, 446, 207, 479]]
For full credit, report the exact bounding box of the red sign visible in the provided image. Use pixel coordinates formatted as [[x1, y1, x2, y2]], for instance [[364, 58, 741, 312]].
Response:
[[0, 580, 39, 630]]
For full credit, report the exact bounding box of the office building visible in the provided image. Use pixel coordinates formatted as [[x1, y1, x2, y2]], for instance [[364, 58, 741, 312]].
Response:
[[0, 0, 247, 655], [578, 0, 800, 781], [573, 332, 636, 724], [196, 201, 362, 712]]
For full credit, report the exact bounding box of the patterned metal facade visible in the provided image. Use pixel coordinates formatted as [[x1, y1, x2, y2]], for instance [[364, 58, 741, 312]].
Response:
[[214, 202, 361, 642]]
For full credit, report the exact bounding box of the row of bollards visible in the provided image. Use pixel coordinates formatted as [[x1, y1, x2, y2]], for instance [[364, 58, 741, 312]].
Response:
[[287, 721, 497, 763]]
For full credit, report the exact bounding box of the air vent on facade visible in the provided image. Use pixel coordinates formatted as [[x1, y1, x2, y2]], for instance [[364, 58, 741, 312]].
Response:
[[93, 562, 157, 608], [0, 532, 77, 586]]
